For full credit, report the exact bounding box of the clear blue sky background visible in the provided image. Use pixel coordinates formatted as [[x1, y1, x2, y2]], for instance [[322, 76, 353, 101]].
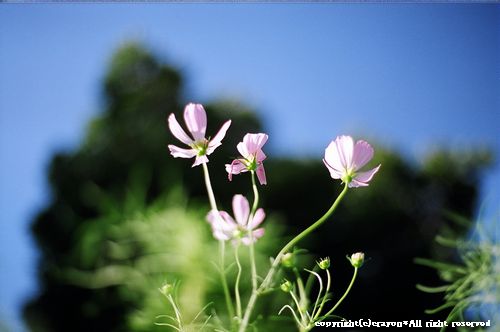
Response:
[[0, 4, 498, 331]]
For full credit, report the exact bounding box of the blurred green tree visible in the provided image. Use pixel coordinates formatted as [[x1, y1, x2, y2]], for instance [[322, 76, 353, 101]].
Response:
[[24, 43, 492, 331]]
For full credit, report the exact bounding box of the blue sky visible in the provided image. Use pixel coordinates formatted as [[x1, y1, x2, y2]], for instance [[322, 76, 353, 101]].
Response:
[[0, 4, 498, 331]]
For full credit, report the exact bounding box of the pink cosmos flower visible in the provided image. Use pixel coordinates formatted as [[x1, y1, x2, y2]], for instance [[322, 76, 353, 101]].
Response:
[[168, 103, 231, 167], [225, 133, 268, 185], [323, 135, 381, 188], [206, 194, 265, 245]]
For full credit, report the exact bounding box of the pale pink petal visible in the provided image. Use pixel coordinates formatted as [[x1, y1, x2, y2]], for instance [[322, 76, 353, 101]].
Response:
[[236, 141, 250, 159], [256, 149, 267, 162], [168, 144, 197, 159], [351, 140, 374, 171], [232, 194, 250, 226], [350, 164, 381, 187], [256, 163, 267, 185], [243, 133, 268, 155], [324, 141, 346, 174], [206, 120, 231, 155], [323, 158, 342, 179], [335, 135, 354, 169], [207, 212, 231, 240], [207, 210, 236, 241], [218, 211, 238, 232], [241, 228, 265, 246], [213, 230, 230, 241], [207, 210, 235, 226], [248, 208, 265, 229], [251, 133, 268, 152], [168, 114, 193, 145], [192, 155, 209, 167], [242, 134, 256, 155], [241, 236, 252, 246], [348, 179, 369, 188], [206, 210, 218, 225], [225, 160, 248, 181], [253, 227, 265, 239], [183, 103, 207, 141]]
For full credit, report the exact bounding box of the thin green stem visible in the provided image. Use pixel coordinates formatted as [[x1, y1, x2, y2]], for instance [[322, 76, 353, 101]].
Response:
[[201, 163, 235, 320], [323, 267, 358, 318], [234, 244, 243, 319], [306, 269, 323, 320], [249, 171, 259, 291], [293, 268, 308, 315], [250, 171, 259, 216], [249, 241, 258, 292], [238, 183, 349, 332], [290, 290, 307, 326], [167, 294, 183, 330], [314, 269, 331, 320], [219, 241, 235, 320], [305, 265, 320, 296], [202, 163, 219, 212], [264, 183, 348, 290]]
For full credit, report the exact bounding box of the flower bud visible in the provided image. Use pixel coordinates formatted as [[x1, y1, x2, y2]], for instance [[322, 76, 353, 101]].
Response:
[[280, 280, 293, 293], [317, 257, 330, 270], [349, 252, 365, 268], [159, 283, 173, 296], [281, 253, 295, 268]]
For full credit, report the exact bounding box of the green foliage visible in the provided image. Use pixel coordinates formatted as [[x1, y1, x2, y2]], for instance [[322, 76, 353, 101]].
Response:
[[416, 212, 500, 331]]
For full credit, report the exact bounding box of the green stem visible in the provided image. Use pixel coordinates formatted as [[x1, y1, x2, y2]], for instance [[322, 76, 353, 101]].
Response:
[[219, 241, 235, 321], [238, 183, 349, 332], [202, 162, 219, 212], [314, 269, 331, 320], [249, 241, 258, 292], [305, 265, 319, 296], [201, 163, 235, 320], [250, 170, 259, 216], [322, 267, 358, 318], [293, 268, 308, 315], [249, 171, 259, 291], [290, 290, 307, 327], [263, 183, 349, 290], [234, 244, 243, 319], [167, 294, 183, 330]]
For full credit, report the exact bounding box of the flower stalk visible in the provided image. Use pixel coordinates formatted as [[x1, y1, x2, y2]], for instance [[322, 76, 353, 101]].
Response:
[[238, 183, 349, 332], [202, 163, 235, 321]]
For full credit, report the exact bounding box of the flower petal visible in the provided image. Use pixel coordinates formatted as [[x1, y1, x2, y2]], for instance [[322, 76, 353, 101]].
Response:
[[243, 133, 268, 155], [183, 103, 207, 141], [213, 230, 231, 241], [248, 208, 265, 230], [218, 211, 238, 231], [256, 149, 267, 162], [324, 140, 346, 175], [207, 210, 236, 241], [168, 144, 197, 159], [335, 135, 354, 170], [168, 114, 193, 145], [207, 120, 231, 155], [232, 194, 250, 226], [236, 141, 250, 159], [323, 158, 342, 179], [192, 155, 209, 167], [256, 163, 267, 185], [351, 164, 381, 187], [225, 159, 248, 181], [206, 210, 218, 225], [241, 228, 265, 246], [253, 227, 265, 240], [352, 140, 374, 171]]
